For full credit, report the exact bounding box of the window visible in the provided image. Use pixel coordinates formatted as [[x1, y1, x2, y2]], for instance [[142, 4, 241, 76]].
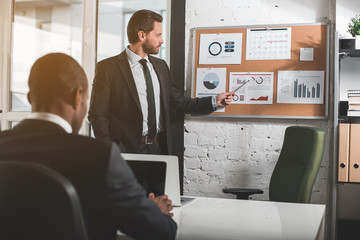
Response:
[[0, 0, 86, 131], [97, 0, 168, 61], [90, 0, 169, 137], [11, 0, 83, 112], [1, 0, 170, 132]]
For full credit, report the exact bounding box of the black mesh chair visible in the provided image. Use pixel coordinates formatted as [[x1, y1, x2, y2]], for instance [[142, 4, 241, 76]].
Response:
[[0, 161, 88, 240]]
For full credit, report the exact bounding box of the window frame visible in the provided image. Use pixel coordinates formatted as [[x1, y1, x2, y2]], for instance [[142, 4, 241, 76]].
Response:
[[0, 0, 98, 134]]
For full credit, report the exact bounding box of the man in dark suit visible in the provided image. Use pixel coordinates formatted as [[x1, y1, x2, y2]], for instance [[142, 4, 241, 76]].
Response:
[[89, 9, 233, 155], [0, 53, 177, 240]]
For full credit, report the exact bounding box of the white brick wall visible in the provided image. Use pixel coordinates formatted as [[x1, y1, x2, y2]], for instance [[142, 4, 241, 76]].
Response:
[[183, 0, 334, 204]]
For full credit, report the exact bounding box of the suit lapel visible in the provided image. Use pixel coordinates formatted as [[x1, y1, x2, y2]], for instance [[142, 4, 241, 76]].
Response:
[[117, 51, 141, 110], [149, 56, 169, 112]]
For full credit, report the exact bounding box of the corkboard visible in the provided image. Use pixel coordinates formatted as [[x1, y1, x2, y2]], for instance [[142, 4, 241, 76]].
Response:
[[191, 24, 328, 118]]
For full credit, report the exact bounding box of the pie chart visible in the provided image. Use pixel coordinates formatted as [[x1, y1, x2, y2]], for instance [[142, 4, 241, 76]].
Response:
[[203, 72, 220, 90]]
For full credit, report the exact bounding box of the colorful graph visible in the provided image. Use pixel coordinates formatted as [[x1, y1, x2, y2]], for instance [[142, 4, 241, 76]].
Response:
[[293, 79, 320, 98], [250, 96, 269, 101]]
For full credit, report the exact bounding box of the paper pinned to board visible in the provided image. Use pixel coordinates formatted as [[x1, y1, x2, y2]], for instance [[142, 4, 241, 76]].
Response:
[[195, 67, 227, 112], [229, 72, 274, 104], [246, 27, 292, 60], [300, 48, 314, 61], [199, 33, 243, 65], [277, 70, 324, 104]]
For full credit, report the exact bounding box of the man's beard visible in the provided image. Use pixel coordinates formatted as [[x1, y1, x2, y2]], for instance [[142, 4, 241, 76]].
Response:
[[142, 41, 160, 55]]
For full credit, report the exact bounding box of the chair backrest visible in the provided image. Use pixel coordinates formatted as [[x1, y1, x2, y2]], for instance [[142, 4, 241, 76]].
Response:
[[269, 126, 325, 203], [0, 161, 88, 240]]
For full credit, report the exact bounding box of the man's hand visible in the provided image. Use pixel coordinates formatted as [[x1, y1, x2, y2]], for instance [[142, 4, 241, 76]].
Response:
[[216, 92, 234, 107], [149, 193, 174, 217]]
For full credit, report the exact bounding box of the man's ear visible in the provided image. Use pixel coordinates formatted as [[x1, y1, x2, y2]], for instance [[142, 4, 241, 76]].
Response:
[[138, 30, 146, 42], [27, 92, 32, 104], [72, 87, 83, 109]]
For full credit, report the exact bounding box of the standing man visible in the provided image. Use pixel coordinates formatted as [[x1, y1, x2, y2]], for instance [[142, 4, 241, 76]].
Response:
[[0, 53, 176, 240], [89, 9, 233, 155]]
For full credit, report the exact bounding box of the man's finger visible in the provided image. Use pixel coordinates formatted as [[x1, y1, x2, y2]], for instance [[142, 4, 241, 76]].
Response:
[[160, 195, 169, 201]]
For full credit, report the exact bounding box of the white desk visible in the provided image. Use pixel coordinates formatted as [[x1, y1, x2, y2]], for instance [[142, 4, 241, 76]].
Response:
[[172, 197, 325, 240]]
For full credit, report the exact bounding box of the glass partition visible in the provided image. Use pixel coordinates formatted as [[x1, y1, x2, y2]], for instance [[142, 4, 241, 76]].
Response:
[[11, 0, 83, 112], [90, 0, 168, 137], [97, 0, 167, 62]]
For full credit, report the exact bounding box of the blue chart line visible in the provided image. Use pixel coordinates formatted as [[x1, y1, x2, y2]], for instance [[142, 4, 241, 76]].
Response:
[[293, 79, 320, 99]]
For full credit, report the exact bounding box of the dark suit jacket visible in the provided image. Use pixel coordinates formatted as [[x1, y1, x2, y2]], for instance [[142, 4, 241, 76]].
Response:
[[0, 119, 177, 240], [88, 50, 214, 154]]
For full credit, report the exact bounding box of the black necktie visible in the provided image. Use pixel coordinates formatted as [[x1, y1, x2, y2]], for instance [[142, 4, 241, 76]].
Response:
[[139, 59, 156, 138]]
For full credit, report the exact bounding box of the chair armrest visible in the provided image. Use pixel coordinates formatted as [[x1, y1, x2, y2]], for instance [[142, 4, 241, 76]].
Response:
[[222, 188, 264, 200]]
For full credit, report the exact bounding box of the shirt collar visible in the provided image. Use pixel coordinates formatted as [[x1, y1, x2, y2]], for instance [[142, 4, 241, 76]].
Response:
[[126, 46, 149, 64], [27, 112, 73, 133]]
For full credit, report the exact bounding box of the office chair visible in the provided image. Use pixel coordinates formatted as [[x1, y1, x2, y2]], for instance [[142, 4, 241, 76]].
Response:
[[223, 126, 325, 203], [0, 161, 88, 240]]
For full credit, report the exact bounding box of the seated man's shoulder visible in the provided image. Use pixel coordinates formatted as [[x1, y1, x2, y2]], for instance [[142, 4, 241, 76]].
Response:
[[68, 134, 112, 148], [57, 134, 118, 161]]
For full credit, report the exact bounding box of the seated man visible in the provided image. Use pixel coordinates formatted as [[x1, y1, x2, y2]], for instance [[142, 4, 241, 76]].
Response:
[[0, 53, 177, 240]]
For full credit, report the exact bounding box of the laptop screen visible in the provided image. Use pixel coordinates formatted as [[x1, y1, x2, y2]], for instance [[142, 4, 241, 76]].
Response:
[[127, 160, 166, 197], [122, 153, 181, 206]]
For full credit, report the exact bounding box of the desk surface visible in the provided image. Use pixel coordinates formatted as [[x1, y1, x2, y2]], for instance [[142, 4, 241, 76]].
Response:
[[172, 197, 325, 240]]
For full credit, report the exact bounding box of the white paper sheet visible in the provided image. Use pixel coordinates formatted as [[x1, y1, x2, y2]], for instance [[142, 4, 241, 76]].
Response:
[[229, 72, 274, 104], [195, 68, 227, 113], [199, 33, 242, 65], [277, 71, 324, 104], [300, 48, 314, 61], [246, 28, 291, 60]]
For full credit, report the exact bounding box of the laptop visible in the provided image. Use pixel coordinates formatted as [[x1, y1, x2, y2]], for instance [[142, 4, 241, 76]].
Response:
[[122, 153, 194, 207]]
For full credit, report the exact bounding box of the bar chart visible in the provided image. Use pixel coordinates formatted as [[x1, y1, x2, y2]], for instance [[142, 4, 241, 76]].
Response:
[[293, 79, 321, 99], [277, 71, 324, 104]]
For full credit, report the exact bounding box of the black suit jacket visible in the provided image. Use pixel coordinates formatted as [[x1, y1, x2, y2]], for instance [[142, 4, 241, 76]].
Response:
[[88, 50, 214, 154], [0, 119, 177, 240]]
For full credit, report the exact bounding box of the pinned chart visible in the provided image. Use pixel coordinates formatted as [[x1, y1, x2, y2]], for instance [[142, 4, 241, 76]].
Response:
[[229, 72, 274, 104], [199, 33, 242, 64], [196, 68, 227, 112], [196, 68, 226, 97], [277, 71, 324, 104]]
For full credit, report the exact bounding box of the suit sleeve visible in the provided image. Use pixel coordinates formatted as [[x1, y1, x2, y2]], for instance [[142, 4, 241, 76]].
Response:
[[105, 143, 177, 240], [171, 84, 214, 114], [165, 62, 214, 114], [88, 61, 112, 141]]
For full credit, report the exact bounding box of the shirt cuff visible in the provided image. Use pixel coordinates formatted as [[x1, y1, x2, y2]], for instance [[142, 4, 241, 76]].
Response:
[[211, 96, 218, 109]]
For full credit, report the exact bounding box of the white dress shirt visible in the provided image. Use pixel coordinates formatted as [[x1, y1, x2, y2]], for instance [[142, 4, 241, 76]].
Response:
[[27, 112, 72, 133], [126, 47, 161, 136]]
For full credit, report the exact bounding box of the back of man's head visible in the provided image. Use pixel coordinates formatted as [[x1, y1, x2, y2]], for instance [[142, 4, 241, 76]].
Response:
[[28, 53, 88, 109], [127, 9, 163, 44]]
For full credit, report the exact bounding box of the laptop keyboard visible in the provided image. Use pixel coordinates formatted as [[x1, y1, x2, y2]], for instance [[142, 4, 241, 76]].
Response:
[[180, 196, 195, 206]]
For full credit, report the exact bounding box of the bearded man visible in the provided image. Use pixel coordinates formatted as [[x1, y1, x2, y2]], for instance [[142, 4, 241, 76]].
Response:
[[88, 9, 233, 155]]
